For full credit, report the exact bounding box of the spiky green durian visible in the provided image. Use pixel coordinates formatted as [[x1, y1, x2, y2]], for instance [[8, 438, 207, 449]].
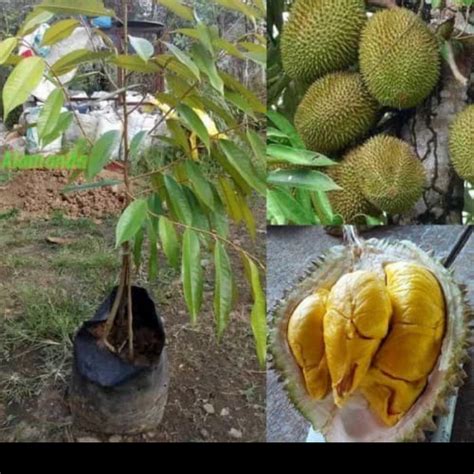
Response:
[[327, 160, 381, 224], [449, 105, 474, 184], [346, 135, 426, 214], [281, 0, 367, 83], [294, 72, 379, 155], [359, 7, 440, 109], [271, 237, 471, 442]]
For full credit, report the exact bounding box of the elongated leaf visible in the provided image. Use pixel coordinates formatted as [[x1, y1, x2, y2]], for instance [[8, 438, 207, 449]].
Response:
[[218, 177, 243, 223], [37, 89, 64, 141], [20, 10, 54, 36], [164, 175, 193, 225], [112, 55, 160, 73], [0, 38, 17, 65], [213, 38, 244, 59], [133, 226, 145, 268], [268, 169, 342, 192], [243, 255, 266, 367], [267, 188, 316, 225], [42, 111, 73, 147], [182, 229, 203, 323], [220, 71, 266, 114], [86, 130, 120, 180], [267, 145, 336, 167], [185, 161, 214, 210], [62, 179, 121, 193], [158, 0, 193, 21], [3, 57, 45, 121], [129, 131, 148, 160], [191, 43, 223, 94], [37, 0, 114, 16], [51, 49, 111, 76], [42, 19, 80, 46], [214, 242, 233, 340], [213, 0, 263, 19], [267, 110, 305, 149], [177, 104, 210, 151], [163, 41, 200, 81], [246, 130, 265, 164], [116, 198, 148, 247], [129, 35, 154, 62], [158, 216, 180, 269], [147, 219, 159, 280], [219, 140, 266, 196], [240, 195, 257, 240]]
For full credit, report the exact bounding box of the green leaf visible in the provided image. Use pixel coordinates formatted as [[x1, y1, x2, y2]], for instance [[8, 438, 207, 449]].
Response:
[[3, 57, 45, 121], [218, 177, 243, 223], [212, 0, 263, 19], [42, 111, 73, 147], [163, 41, 200, 81], [177, 104, 210, 151], [20, 10, 54, 36], [158, 216, 180, 269], [221, 71, 266, 114], [133, 226, 145, 268], [147, 219, 159, 280], [185, 161, 215, 210], [214, 242, 233, 340], [243, 255, 266, 367], [267, 188, 316, 225], [51, 50, 111, 76], [0, 38, 17, 65], [191, 43, 223, 94], [219, 140, 266, 196], [116, 198, 148, 247], [164, 175, 193, 225], [129, 131, 148, 160], [267, 110, 305, 148], [268, 169, 342, 192], [86, 130, 120, 180], [267, 145, 336, 167], [182, 228, 204, 323], [37, 89, 64, 141], [37, 0, 114, 16], [42, 19, 80, 46], [129, 35, 154, 62], [247, 130, 266, 164], [157, 0, 194, 21], [62, 179, 122, 194], [213, 38, 245, 59], [112, 55, 160, 73]]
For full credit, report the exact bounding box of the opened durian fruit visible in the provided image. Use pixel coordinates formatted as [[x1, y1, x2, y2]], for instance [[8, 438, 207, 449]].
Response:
[[271, 229, 471, 442]]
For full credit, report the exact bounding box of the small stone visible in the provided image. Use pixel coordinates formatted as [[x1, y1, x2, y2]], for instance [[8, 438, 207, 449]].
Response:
[[109, 435, 122, 443], [229, 428, 242, 439], [77, 436, 101, 443], [200, 429, 209, 439], [220, 408, 230, 417], [203, 403, 215, 415]]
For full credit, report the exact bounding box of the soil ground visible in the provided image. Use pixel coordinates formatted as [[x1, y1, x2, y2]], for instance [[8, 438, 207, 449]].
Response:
[[0, 170, 266, 442]]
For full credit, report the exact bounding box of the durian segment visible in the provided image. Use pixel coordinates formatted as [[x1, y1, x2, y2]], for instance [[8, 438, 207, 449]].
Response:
[[281, 0, 367, 83], [449, 105, 474, 184], [360, 368, 427, 427], [360, 262, 446, 426], [288, 289, 331, 399], [294, 72, 379, 155], [324, 270, 392, 406], [359, 7, 440, 109], [346, 135, 426, 215], [327, 161, 381, 224]]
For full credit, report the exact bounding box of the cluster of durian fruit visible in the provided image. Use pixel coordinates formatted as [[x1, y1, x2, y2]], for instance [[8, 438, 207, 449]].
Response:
[[281, 0, 473, 222], [288, 261, 445, 427]]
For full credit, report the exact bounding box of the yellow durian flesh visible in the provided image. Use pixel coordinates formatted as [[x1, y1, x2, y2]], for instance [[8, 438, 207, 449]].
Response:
[[361, 262, 446, 426], [324, 271, 392, 406], [288, 289, 331, 399]]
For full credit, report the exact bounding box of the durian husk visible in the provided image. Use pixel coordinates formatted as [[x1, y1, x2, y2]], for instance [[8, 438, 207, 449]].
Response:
[[270, 236, 472, 442]]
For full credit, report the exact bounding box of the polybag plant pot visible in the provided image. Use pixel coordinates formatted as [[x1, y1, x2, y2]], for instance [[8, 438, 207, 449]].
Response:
[[69, 286, 169, 435]]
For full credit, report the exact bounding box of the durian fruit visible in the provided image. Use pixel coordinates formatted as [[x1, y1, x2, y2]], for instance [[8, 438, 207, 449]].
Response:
[[360, 262, 446, 427], [287, 289, 331, 400], [449, 105, 474, 184], [327, 160, 381, 224], [346, 135, 426, 214], [324, 271, 391, 406], [359, 7, 440, 109], [271, 236, 471, 442], [294, 72, 379, 155], [281, 0, 367, 84]]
